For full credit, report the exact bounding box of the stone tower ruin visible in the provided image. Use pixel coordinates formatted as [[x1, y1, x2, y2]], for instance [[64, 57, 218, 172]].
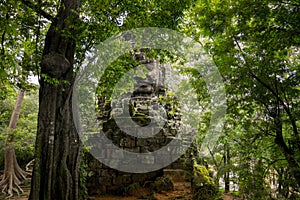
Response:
[[85, 49, 194, 195]]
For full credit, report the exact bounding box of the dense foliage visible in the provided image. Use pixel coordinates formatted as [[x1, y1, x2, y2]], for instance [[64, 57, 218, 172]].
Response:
[[0, 89, 38, 169], [183, 0, 300, 198], [0, 0, 299, 199]]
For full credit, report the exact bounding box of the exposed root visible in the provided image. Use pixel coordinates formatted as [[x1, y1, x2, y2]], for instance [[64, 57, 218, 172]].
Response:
[[0, 167, 28, 198], [0, 148, 30, 198], [25, 159, 35, 173]]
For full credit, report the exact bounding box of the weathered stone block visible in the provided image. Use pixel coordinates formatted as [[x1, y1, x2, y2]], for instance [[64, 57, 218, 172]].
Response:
[[120, 137, 135, 148], [122, 174, 132, 184], [138, 154, 155, 164], [98, 176, 112, 186]]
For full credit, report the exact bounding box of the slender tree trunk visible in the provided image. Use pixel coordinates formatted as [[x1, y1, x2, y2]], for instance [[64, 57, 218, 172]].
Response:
[[224, 144, 230, 193], [274, 106, 300, 188], [0, 89, 29, 197], [29, 0, 82, 199]]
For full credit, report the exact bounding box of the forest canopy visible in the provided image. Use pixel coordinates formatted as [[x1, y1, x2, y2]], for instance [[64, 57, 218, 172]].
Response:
[[0, 0, 299, 199]]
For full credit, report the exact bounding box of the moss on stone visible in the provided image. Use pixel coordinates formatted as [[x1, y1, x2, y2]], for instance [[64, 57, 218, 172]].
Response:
[[152, 175, 174, 193], [192, 159, 220, 200]]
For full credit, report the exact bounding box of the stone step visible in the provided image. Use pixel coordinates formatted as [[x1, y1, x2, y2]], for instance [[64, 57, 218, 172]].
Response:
[[163, 169, 191, 182]]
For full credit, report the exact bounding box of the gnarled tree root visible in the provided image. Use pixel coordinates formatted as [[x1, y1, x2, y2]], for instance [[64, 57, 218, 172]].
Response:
[[0, 148, 30, 198]]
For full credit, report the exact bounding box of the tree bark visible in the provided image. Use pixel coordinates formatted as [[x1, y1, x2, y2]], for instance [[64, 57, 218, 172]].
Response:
[[29, 0, 82, 199], [224, 144, 230, 193], [0, 89, 29, 197], [274, 107, 300, 188]]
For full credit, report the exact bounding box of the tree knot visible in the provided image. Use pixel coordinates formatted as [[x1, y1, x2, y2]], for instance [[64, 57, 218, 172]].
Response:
[[41, 52, 70, 78]]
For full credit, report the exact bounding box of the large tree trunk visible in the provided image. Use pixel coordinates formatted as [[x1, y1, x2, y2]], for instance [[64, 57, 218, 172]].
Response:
[[0, 89, 29, 198], [29, 0, 82, 199]]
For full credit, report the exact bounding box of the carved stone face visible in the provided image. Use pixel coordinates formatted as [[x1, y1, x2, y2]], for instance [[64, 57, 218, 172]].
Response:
[[133, 84, 154, 95]]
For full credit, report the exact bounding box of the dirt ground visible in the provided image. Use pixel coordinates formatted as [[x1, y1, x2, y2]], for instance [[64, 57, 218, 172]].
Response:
[[0, 187, 30, 200], [92, 182, 192, 200], [0, 181, 193, 200], [0, 186, 237, 200], [0, 173, 235, 200]]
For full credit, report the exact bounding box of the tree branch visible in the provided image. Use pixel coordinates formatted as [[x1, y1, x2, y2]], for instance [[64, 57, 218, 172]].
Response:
[[20, 0, 54, 22], [1, 13, 9, 55], [233, 37, 300, 151], [1, 30, 5, 55]]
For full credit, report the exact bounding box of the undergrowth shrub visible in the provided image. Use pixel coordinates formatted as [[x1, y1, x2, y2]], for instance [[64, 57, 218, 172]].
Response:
[[192, 159, 220, 200]]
